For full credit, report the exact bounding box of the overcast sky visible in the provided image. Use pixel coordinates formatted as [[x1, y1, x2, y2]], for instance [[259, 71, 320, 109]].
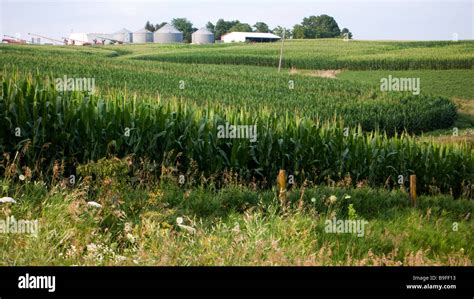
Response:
[[1, 0, 472, 41]]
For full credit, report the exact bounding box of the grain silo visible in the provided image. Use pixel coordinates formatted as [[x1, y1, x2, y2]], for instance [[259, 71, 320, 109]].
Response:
[[133, 28, 153, 43], [153, 24, 183, 44], [113, 28, 133, 43], [192, 28, 215, 44]]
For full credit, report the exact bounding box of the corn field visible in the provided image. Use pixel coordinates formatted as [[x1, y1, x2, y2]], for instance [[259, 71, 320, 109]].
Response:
[[0, 46, 458, 134], [1, 72, 472, 196], [133, 39, 474, 70]]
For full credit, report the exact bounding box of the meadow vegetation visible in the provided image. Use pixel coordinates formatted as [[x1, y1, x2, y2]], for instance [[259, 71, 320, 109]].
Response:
[[0, 159, 472, 266]]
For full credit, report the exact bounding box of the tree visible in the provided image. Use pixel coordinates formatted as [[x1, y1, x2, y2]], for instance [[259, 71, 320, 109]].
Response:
[[301, 16, 318, 38], [211, 19, 252, 39], [301, 15, 341, 38], [154, 22, 167, 31], [214, 19, 239, 40], [341, 28, 353, 39], [272, 26, 292, 38], [229, 22, 252, 33], [253, 22, 270, 33], [292, 24, 305, 39], [172, 18, 194, 43], [206, 22, 215, 34], [145, 21, 155, 32]]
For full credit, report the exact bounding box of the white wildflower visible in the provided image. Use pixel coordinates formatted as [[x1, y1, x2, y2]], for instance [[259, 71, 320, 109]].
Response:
[[176, 217, 196, 234], [126, 233, 136, 244], [115, 255, 127, 262], [86, 243, 98, 255], [87, 201, 102, 208], [232, 222, 240, 233], [0, 197, 16, 204]]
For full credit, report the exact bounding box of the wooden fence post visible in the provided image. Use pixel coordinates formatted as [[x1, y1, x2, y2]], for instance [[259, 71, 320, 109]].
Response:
[[278, 169, 287, 209], [409, 175, 417, 207]]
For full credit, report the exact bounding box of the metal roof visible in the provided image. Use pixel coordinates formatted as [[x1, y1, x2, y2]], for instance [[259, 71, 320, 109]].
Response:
[[156, 24, 182, 34], [114, 28, 132, 34], [193, 28, 213, 35], [222, 32, 281, 39], [134, 28, 152, 33]]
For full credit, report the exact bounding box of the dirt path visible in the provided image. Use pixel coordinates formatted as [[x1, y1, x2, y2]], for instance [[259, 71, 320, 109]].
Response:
[[289, 68, 343, 79]]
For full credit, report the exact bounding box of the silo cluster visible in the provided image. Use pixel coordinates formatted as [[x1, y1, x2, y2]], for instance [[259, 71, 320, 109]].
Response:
[[70, 24, 217, 45]]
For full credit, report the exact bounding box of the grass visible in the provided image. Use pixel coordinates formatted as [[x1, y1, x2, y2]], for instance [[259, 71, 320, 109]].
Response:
[[0, 173, 472, 266]]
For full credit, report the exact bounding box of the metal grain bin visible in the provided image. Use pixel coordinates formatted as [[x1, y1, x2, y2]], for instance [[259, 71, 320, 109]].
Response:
[[192, 28, 215, 44], [133, 28, 153, 43], [154, 24, 183, 44], [113, 28, 133, 43]]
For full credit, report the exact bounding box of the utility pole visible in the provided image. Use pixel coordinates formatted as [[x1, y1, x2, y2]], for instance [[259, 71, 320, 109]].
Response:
[[278, 29, 286, 73]]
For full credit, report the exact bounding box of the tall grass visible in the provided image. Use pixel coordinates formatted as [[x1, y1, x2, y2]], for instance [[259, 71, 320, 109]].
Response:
[[0, 175, 472, 266]]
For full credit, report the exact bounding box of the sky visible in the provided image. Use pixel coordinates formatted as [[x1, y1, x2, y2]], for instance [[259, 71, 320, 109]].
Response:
[[1, 0, 473, 42]]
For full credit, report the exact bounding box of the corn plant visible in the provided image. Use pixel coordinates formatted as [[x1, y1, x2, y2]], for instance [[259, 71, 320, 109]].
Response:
[[1, 72, 472, 196]]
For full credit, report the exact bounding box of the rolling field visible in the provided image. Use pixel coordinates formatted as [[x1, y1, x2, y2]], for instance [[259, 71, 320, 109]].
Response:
[[0, 44, 459, 134], [121, 39, 474, 70], [0, 40, 472, 265]]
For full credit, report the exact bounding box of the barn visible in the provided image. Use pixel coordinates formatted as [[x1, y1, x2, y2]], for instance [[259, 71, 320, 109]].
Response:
[[221, 32, 281, 43], [68, 33, 115, 45]]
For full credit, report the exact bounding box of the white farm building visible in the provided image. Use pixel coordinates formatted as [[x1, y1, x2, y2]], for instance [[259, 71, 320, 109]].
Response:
[[221, 32, 281, 43], [68, 33, 115, 45]]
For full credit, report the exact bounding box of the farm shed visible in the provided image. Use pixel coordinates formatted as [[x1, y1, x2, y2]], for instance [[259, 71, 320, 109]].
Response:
[[221, 32, 281, 43], [68, 33, 115, 45], [113, 28, 133, 43], [154, 24, 183, 44], [133, 28, 153, 43], [192, 28, 215, 44]]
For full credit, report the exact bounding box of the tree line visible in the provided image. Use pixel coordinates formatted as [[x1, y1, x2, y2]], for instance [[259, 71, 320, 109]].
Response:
[[145, 15, 353, 43]]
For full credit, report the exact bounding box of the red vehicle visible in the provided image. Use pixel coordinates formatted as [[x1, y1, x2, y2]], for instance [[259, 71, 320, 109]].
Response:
[[2, 35, 26, 44]]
